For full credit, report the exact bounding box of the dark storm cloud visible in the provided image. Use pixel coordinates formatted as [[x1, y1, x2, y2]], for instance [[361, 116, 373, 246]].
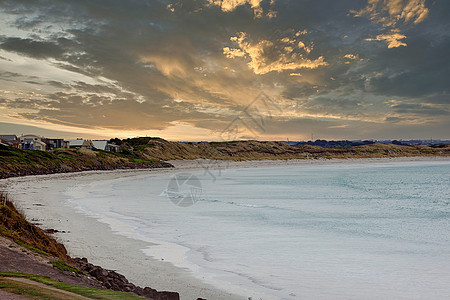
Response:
[[0, 37, 66, 59], [299, 96, 366, 117], [391, 103, 448, 116], [422, 93, 450, 105]]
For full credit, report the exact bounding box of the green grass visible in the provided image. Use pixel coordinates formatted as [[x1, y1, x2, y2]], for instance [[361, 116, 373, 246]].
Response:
[[50, 261, 83, 274], [0, 272, 143, 299], [133, 158, 155, 163], [0, 280, 57, 299]]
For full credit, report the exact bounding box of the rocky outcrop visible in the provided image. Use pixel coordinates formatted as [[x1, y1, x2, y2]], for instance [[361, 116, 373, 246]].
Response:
[[74, 257, 180, 300]]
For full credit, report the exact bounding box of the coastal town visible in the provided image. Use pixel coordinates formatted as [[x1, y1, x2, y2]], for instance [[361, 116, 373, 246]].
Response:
[[1, 134, 448, 152], [0, 134, 120, 152]]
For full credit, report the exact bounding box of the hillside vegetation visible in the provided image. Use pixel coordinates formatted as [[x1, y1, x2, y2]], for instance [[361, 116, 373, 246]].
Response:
[[0, 192, 70, 261], [0, 144, 172, 179], [0, 272, 143, 300], [115, 137, 450, 161]]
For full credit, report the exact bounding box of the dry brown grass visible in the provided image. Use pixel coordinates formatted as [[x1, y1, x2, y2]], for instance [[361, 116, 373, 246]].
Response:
[[131, 139, 450, 161], [0, 192, 70, 262]]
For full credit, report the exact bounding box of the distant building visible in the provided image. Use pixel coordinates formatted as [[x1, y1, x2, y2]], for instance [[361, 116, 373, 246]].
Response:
[[20, 134, 46, 151], [67, 139, 94, 149], [42, 138, 66, 150], [108, 144, 121, 152], [0, 135, 18, 142], [92, 140, 121, 152], [9, 139, 22, 149], [0, 138, 11, 147], [0, 135, 22, 148]]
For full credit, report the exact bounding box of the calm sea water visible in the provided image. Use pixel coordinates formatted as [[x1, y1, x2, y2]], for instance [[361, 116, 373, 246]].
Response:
[[66, 161, 450, 299]]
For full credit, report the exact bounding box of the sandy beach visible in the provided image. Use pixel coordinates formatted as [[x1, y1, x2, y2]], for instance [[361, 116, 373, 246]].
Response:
[[0, 169, 243, 300], [1, 156, 449, 300]]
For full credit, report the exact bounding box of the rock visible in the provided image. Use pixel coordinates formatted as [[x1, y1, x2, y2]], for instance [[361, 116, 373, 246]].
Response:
[[74, 257, 180, 299]]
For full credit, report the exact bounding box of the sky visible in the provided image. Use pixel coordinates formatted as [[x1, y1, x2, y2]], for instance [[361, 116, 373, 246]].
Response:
[[0, 0, 449, 141]]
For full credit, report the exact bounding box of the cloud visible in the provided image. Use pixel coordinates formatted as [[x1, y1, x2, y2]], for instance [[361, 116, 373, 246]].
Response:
[[344, 54, 359, 60], [223, 32, 328, 75], [0, 37, 66, 59], [351, 0, 429, 48], [391, 103, 448, 116], [350, 0, 429, 27], [365, 30, 407, 48], [207, 0, 276, 18]]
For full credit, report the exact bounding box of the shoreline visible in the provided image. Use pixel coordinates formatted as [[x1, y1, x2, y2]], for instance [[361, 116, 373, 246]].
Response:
[[1, 156, 449, 299], [167, 155, 450, 170], [1, 165, 244, 300]]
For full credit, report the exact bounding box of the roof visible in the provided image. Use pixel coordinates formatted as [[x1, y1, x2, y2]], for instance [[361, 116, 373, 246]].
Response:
[[92, 140, 108, 150], [0, 135, 18, 141], [67, 139, 84, 147]]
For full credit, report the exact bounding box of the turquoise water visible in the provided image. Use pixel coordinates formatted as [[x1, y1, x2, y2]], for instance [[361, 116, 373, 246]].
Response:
[[67, 161, 450, 299]]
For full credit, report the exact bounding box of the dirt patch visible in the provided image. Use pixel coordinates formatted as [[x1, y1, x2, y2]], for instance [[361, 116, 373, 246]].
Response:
[[0, 236, 103, 289], [0, 290, 27, 299], [4, 277, 89, 299]]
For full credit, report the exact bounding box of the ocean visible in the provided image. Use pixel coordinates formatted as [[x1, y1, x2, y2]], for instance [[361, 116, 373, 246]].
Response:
[[64, 161, 450, 299]]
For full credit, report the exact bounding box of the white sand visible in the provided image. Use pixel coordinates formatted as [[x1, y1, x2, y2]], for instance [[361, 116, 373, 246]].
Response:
[[1, 156, 448, 299]]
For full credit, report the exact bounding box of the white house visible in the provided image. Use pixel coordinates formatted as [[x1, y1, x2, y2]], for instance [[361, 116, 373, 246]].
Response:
[[20, 134, 46, 151]]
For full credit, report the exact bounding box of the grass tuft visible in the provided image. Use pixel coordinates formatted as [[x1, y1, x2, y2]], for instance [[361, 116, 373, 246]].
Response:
[[50, 261, 83, 274]]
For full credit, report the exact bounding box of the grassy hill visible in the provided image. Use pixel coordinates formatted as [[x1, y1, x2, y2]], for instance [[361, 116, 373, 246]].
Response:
[[0, 145, 173, 179], [114, 137, 450, 161]]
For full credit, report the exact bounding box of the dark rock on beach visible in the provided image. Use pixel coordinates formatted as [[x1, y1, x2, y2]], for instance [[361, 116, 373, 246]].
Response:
[[74, 257, 180, 300]]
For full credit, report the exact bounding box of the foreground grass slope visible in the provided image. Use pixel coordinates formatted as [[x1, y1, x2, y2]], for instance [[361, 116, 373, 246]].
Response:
[[116, 137, 450, 161], [0, 272, 143, 299]]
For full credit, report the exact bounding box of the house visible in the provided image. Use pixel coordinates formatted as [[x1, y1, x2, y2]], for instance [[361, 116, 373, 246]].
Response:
[[0, 135, 18, 142], [0, 135, 22, 148], [92, 140, 121, 152], [9, 139, 22, 149], [42, 138, 66, 150], [20, 134, 47, 151], [107, 144, 121, 152], [67, 139, 94, 149], [0, 138, 11, 147]]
